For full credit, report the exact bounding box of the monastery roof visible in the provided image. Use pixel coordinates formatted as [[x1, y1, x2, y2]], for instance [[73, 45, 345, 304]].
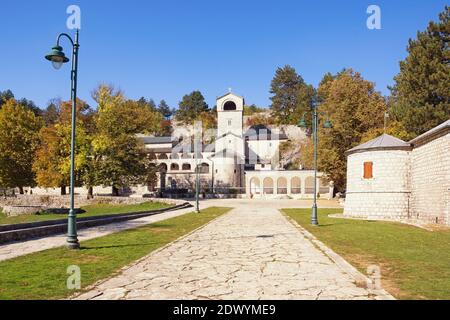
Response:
[[409, 119, 450, 145], [346, 134, 412, 155], [216, 91, 244, 101], [210, 148, 245, 159], [139, 135, 177, 144], [244, 125, 289, 140]]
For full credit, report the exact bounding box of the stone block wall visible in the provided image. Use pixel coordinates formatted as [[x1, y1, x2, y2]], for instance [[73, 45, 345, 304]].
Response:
[[344, 150, 411, 219], [410, 133, 450, 225], [0, 195, 182, 211], [344, 192, 410, 220]]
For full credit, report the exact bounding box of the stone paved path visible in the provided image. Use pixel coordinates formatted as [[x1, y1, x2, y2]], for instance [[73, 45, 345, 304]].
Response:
[[75, 205, 392, 300], [0, 206, 199, 262]]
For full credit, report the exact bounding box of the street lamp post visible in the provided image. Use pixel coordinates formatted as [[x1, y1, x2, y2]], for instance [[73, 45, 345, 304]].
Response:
[[195, 162, 200, 213], [194, 123, 200, 213], [45, 29, 80, 249], [298, 104, 332, 226]]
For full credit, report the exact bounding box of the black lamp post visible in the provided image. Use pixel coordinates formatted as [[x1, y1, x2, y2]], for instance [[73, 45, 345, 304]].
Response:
[[298, 104, 332, 226], [45, 30, 80, 249]]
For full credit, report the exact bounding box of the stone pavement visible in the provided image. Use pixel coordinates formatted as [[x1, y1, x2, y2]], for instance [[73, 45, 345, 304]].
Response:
[[0, 199, 338, 262], [75, 203, 393, 300], [0, 206, 199, 262]]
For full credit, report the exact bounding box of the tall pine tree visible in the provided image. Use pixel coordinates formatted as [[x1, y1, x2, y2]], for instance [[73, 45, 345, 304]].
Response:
[[269, 65, 315, 125], [390, 6, 450, 139], [175, 91, 209, 124]]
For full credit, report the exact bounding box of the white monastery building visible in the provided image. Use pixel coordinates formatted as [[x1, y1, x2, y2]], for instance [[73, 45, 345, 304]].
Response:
[[142, 92, 333, 199], [344, 120, 450, 226], [30, 92, 333, 199]]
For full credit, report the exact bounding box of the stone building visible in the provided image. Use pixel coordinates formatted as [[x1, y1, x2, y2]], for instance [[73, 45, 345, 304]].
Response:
[[30, 91, 334, 199], [143, 91, 334, 199], [344, 120, 450, 226]]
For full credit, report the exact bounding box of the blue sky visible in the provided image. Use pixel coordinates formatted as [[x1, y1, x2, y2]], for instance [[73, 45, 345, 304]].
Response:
[[0, 0, 447, 109]]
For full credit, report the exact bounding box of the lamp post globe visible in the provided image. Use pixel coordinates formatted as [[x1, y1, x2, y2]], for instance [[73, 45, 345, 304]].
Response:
[[45, 45, 69, 70], [323, 120, 333, 129], [297, 118, 307, 128]]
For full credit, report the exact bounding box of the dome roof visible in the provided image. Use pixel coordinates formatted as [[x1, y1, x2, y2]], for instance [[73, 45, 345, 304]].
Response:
[[346, 134, 412, 155]]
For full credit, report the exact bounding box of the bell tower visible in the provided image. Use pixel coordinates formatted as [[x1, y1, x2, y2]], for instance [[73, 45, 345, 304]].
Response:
[[216, 92, 244, 138], [213, 92, 245, 189]]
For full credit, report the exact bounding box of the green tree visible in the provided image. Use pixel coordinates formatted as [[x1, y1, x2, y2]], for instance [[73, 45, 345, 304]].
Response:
[[157, 100, 173, 119], [92, 86, 163, 196], [0, 99, 44, 192], [137, 97, 157, 112], [269, 65, 316, 126], [390, 6, 450, 139], [316, 69, 387, 191], [175, 90, 209, 124], [0, 90, 14, 107], [43, 99, 61, 126]]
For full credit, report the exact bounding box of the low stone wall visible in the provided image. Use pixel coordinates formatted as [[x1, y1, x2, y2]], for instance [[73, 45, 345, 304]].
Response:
[[0, 195, 183, 217], [0, 202, 192, 244], [1, 206, 45, 217]]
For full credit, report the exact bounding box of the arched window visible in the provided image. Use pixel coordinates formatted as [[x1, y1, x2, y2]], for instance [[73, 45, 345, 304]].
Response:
[[158, 153, 168, 160], [199, 163, 209, 173], [147, 153, 157, 160], [305, 176, 315, 194], [277, 177, 287, 194], [159, 163, 168, 173], [223, 101, 237, 111], [250, 177, 261, 194], [170, 163, 179, 171], [263, 177, 274, 194], [291, 177, 301, 194], [182, 163, 191, 171]]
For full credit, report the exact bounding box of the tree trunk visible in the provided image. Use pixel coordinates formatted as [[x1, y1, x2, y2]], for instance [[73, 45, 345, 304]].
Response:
[[112, 186, 119, 197], [87, 186, 94, 199], [60, 186, 67, 195], [19, 186, 24, 194]]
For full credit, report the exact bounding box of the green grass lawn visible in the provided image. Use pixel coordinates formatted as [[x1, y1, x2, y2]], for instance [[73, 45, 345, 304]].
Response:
[[283, 208, 450, 300], [0, 201, 171, 225], [0, 206, 231, 300]]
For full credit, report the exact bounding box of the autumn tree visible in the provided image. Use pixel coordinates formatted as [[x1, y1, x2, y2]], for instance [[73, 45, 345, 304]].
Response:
[[314, 69, 387, 191], [244, 104, 266, 116], [175, 90, 209, 124], [269, 65, 315, 126], [0, 99, 44, 192], [92, 85, 163, 196], [0, 89, 41, 116], [33, 99, 92, 195], [390, 6, 450, 139]]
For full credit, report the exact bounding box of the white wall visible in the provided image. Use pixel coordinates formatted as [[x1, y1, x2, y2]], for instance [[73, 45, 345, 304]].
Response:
[[344, 150, 410, 219], [410, 133, 450, 225]]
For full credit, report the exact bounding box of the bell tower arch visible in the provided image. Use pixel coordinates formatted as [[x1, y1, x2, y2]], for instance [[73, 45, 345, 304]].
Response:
[[216, 92, 244, 138]]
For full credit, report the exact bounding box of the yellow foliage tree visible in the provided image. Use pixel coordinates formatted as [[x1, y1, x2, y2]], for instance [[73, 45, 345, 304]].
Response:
[[0, 99, 44, 192]]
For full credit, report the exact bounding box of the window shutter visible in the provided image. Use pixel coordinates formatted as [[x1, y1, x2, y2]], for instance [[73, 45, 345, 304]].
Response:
[[364, 162, 373, 179]]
